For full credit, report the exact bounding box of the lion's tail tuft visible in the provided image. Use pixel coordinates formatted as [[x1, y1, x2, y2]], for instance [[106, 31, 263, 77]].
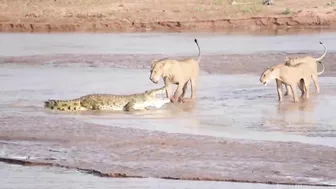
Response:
[[194, 38, 201, 63], [315, 42, 328, 62]]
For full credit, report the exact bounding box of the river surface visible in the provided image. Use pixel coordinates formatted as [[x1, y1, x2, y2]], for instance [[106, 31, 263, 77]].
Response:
[[1, 32, 336, 56], [0, 32, 336, 188]]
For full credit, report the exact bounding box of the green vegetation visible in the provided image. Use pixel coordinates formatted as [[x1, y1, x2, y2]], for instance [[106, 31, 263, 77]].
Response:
[[282, 8, 291, 15]]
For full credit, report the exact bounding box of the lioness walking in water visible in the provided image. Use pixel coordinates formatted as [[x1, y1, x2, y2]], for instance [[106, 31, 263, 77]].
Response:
[[260, 61, 325, 103], [149, 39, 201, 103]]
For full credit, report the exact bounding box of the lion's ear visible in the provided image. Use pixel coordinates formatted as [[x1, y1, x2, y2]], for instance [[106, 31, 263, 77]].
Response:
[[151, 60, 158, 69], [284, 56, 290, 61], [270, 68, 274, 71]]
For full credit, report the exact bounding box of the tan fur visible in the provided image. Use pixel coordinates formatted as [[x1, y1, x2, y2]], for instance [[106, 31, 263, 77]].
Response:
[[259, 61, 325, 103], [283, 41, 327, 95], [149, 39, 201, 103]]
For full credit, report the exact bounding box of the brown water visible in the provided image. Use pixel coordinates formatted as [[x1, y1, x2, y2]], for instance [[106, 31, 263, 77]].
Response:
[[0, 32, 336, 187]]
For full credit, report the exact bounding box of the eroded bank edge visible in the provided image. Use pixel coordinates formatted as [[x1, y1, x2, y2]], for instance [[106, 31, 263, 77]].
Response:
[[0, 157, 335, 187]]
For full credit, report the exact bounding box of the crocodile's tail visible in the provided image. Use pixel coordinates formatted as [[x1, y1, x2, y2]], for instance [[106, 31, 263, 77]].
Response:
[[44, 99, 86, 111]]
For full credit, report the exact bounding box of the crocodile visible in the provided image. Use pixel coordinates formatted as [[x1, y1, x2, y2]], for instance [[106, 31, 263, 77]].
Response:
[[44, 86, 170, 112]]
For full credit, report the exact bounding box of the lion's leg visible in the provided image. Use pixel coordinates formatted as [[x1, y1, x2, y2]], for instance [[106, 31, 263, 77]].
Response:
[[173, 83, 185, 103], [311, 74, 320, 93], [164, 77, 173, 99], [276, 79, 283, 102], [289, 84, 299, 103], [298, 79, 305, 97], [303, 78, 310, 99], [284, 84, 293, 96], [181, 81, 189, 98], [190, 77, 198, 99]]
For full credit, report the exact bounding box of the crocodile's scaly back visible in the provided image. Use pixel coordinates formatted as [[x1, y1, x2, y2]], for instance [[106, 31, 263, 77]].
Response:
[[44, 86, 168, 112], [44, 98, 86, 111], [145, 86, 166, 97]]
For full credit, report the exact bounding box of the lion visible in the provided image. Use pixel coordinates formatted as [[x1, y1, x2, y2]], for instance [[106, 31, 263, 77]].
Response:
[[149, 38, 201, 103], [283, 41, 328, 95], [259, 61, 325, 103]]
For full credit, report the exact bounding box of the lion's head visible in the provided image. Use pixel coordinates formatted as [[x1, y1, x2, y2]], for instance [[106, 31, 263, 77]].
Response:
[[284, 56, 301, 66], [259, 67, 277, 86], [149, 59, 165, 84]]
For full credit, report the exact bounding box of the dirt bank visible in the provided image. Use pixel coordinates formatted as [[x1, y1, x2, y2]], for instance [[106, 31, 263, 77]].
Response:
[[0, 0, 336, 33]]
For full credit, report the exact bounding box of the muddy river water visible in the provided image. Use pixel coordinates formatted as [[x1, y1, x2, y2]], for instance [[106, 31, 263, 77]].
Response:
[[1, 32, 336, 188]]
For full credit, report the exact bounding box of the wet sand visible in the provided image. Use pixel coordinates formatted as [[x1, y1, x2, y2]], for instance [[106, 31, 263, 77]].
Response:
[[0, 33, 336, 187], [1, 115, 336, 186], [3, 163, 334, 189]]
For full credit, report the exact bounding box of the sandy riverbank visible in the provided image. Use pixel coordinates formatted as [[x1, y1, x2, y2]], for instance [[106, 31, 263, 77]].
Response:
[[0, 0, 336, 33], [1, 116, 336, 186], [2, 162, 333, 189]]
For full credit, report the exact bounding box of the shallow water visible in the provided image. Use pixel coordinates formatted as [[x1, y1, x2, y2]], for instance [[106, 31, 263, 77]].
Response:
[[1, 32, 336, 57], [1, 63, 336, 147]]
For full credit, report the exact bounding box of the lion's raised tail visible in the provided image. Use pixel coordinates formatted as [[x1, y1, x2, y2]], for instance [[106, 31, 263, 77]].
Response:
[[194, 38, 201, 63], [44, 99, 85, 111], [317, 61, 325, 76], [315, 42, 328, 62]]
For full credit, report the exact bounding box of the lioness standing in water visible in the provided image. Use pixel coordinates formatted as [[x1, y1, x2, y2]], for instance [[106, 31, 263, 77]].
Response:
[[283, 41, 328, 95], [149, 39, 201, 103], [259, 61, 325, 103]]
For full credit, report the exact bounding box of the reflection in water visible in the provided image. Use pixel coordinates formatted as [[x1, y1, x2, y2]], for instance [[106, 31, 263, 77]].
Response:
[[168, 99, 198, 112], [276, 95, 318, 114], [54, 100, 198, 119], [262, 95, 319, 136]]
